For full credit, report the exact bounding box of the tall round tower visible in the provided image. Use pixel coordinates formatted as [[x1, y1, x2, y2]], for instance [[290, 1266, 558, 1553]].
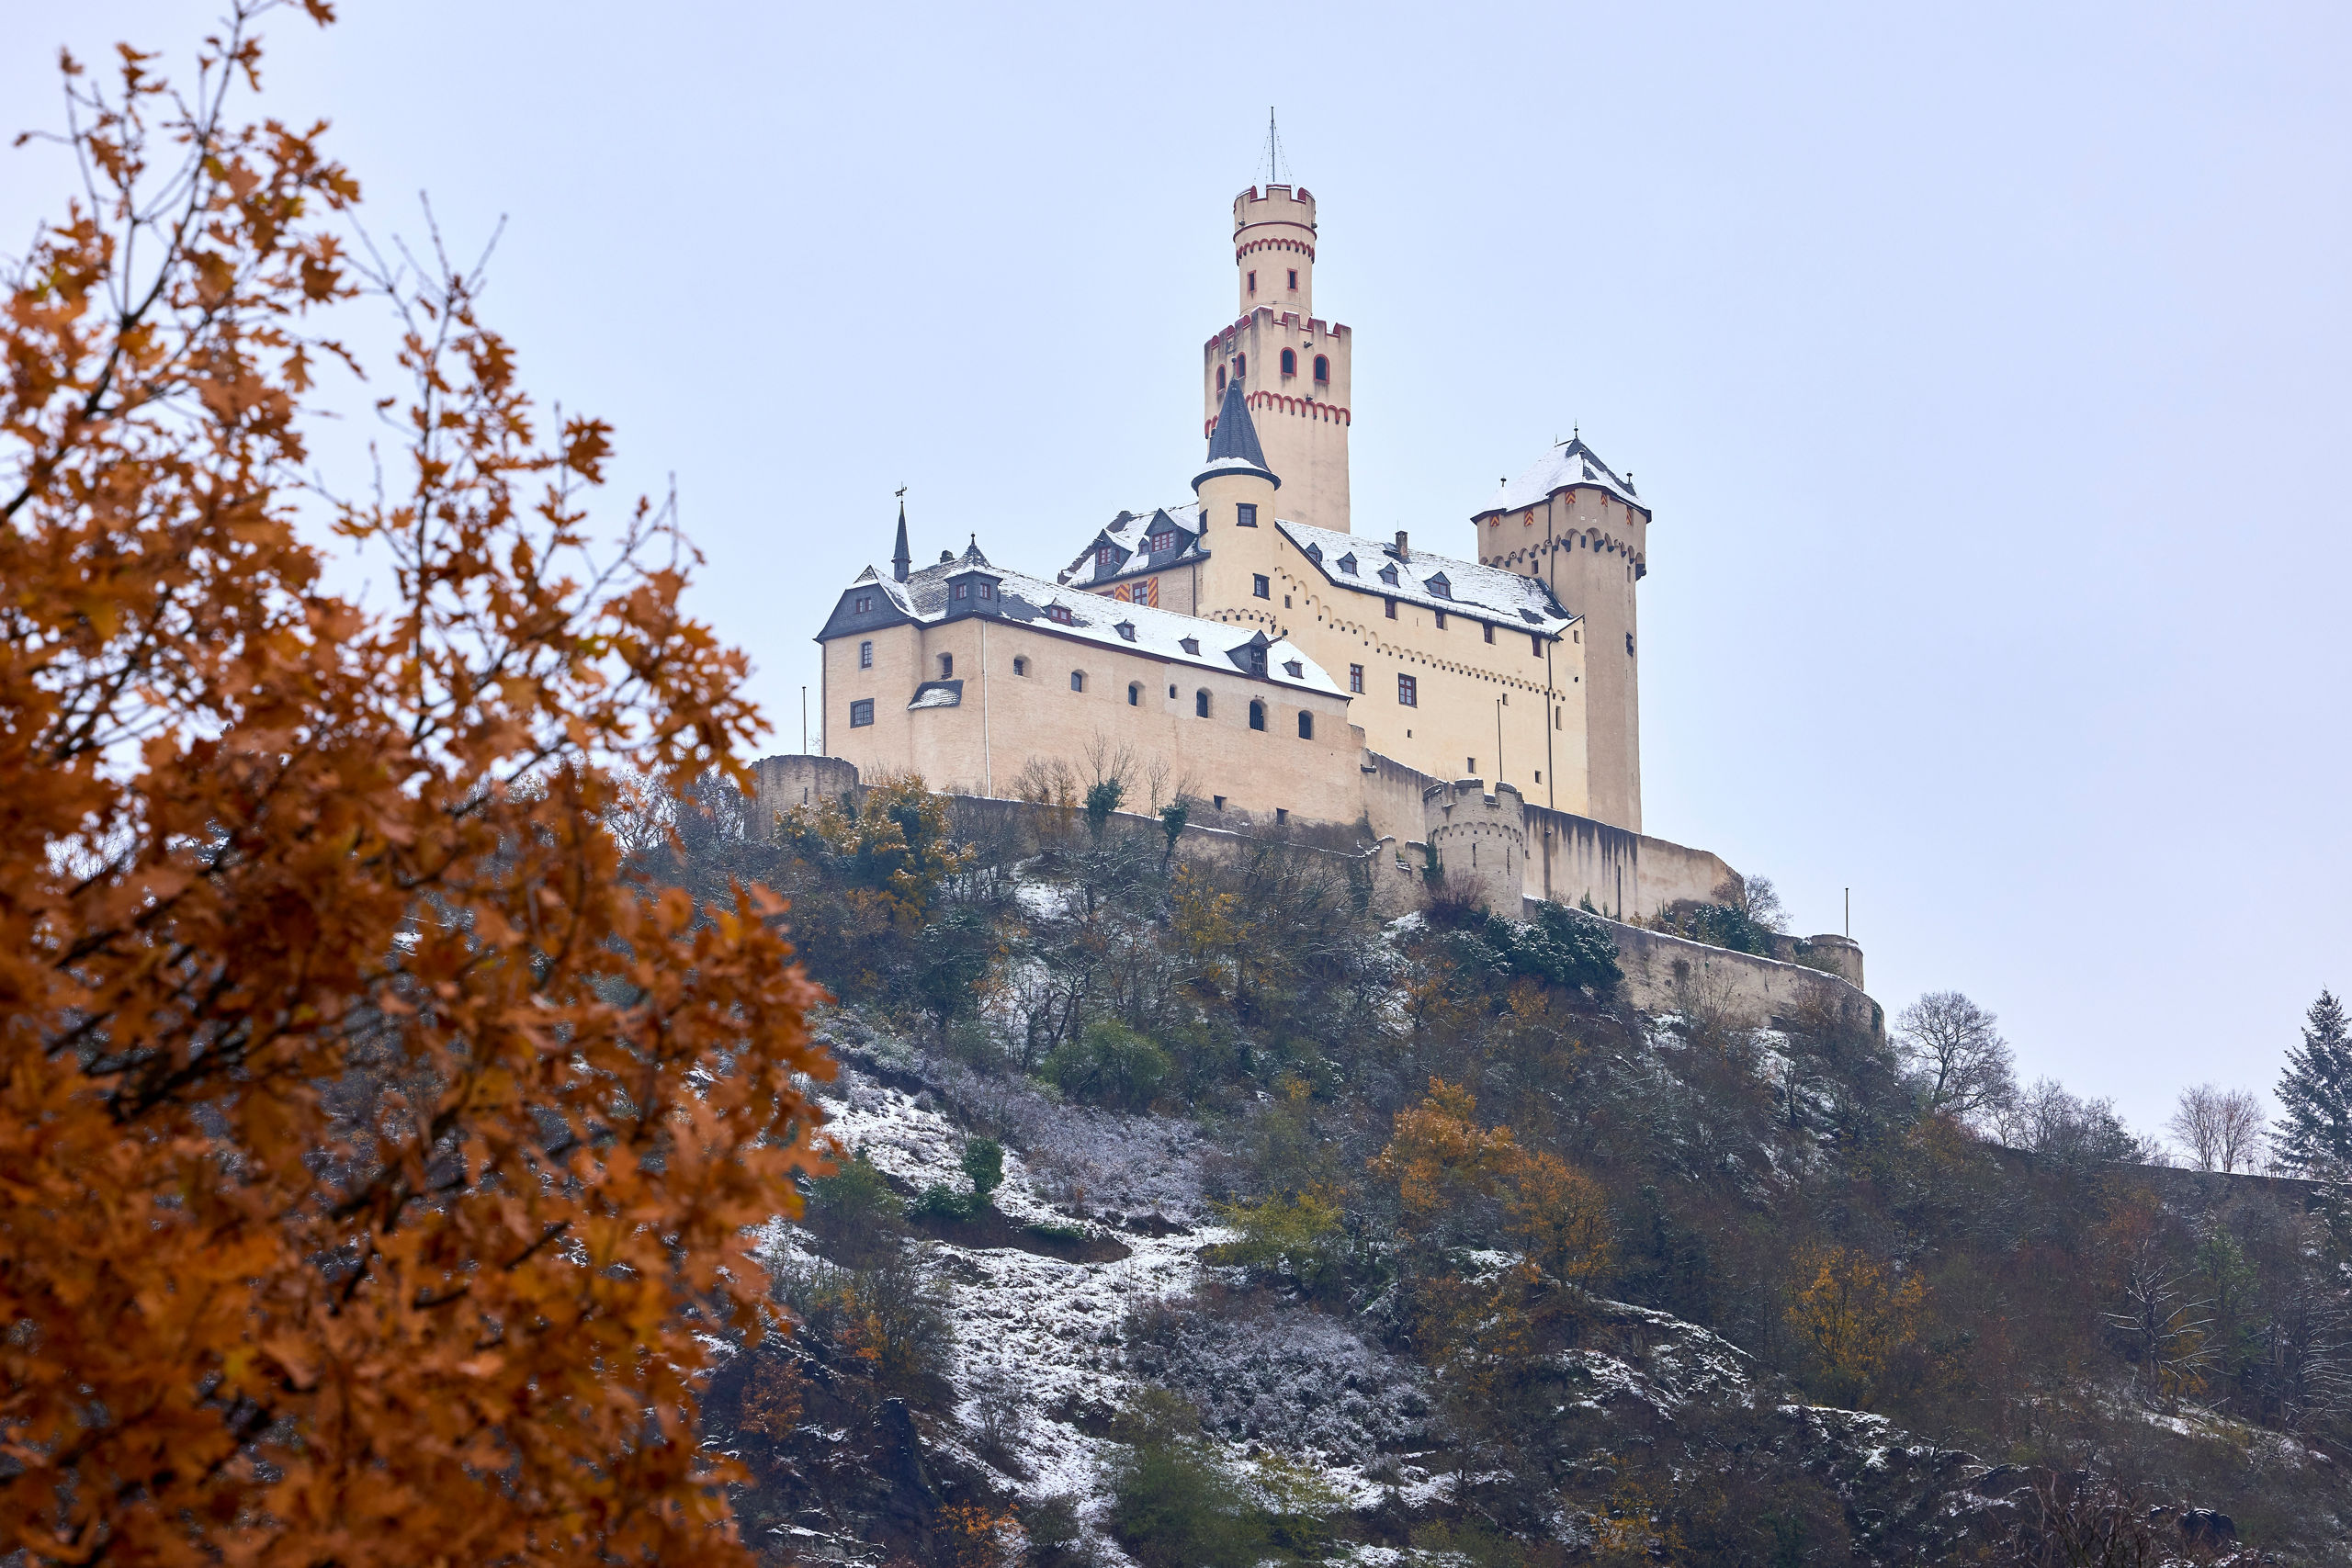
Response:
[[1203, 185, 1353, 534]]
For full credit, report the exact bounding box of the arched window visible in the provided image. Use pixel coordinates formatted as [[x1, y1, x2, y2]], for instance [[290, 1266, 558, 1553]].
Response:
[[1069, 670, 1086, 692], [1248, 699, 1267, 732], [1296, 710, 1314, 739], [1195, 690, 1211, 718], [1280, 347, 1297, 377], [1236, 353, 1246, 379], [1127, 682, 1141, 706], [1216, 365, 1226, 393], [1313, 355, 1329, 384]]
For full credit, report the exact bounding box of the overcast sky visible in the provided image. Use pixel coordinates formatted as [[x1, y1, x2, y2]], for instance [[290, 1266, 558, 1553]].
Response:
[[6, 1, 2346, 1137]]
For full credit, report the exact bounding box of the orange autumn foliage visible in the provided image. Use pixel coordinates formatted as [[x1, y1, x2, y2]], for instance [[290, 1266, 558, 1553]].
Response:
[[0, 7, 828, 1564]]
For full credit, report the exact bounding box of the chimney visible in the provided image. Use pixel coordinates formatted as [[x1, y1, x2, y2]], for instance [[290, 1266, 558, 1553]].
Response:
[[1394, 529, 1409, 560]]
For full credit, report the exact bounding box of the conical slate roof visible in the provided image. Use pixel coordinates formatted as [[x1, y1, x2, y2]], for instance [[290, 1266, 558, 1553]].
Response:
[[1194, 375, 1280, 490], [891, 498, 911, 582], [1205, 375, 1270, 470]]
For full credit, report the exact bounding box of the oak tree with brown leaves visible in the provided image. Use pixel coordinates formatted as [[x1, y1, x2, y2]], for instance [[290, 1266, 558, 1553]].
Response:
[[1, 6, 829, 1562]]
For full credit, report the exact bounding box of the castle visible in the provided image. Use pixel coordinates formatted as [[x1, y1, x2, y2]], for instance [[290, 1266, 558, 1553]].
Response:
[[788, 179, 1867, 1010]]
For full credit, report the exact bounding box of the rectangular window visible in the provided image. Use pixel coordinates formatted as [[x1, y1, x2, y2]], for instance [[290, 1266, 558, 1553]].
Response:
[[1397, 674, 1418, 706], [858, 639, 873, 669], [849, 699, 875, 728], [1287, 268, 1298, 289], [1532, 633, 1544, 657], [952, 582, 967, 600], [1384, 598, 1396, 619], [1248, 271, 1257, 294], [1433, 610, 1446, 630], [1253, 574, 1270, 600], [1483, 623, 1494, 644], [1098, 547, 1116, 570], [939, 653, 953, 678], [854, 593, 874, 614], [1236, 502, 1258, 528], [1148, 530, 1174, 553], [1348, 663, 1363, 694]]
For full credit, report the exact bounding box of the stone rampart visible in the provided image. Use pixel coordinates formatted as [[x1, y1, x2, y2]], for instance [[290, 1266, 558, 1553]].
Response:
[[752, 754, 860, 836], [1568, 908, 1883, 1039]]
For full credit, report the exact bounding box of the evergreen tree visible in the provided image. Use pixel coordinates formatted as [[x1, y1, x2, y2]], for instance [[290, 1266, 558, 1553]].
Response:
[[2275, 990, 2352, 1173]]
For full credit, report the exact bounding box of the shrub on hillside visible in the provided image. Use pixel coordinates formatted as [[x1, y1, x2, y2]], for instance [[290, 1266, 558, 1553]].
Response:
[[1106, 1391, 1268, 1568], [805, 1147, 906, 1262], [1042, 1020, 1171, 1111]]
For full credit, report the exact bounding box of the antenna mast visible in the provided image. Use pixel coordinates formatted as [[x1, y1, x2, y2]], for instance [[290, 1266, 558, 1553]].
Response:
[[1262, 107, 1286, 186]]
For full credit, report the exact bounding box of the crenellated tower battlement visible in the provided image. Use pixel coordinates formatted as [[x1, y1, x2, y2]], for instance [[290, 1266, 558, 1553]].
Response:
[[1422, 777, 1528, 915]]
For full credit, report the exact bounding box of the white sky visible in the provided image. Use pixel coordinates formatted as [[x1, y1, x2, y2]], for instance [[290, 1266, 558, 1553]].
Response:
[[6, 1, 2347, 1137]]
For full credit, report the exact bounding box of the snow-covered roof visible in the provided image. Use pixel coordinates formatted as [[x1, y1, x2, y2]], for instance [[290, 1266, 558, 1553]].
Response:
[[1057, 503, 1207, 589], [1276, 520, 1577, 637], [1479, 436, 1648, 519], [837, 543, 1344, 698]]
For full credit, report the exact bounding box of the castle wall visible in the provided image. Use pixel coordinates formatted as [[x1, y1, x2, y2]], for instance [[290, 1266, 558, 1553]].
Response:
[[1477, 485, 1647, 832], [1582, 911, 1883, 1039], [752, 754, 859, 835], [1425, 779, 1526, 912], [1197, 529, 1585, 817], [821, 613, 1363, 826], [1521, 802, 1735, 922]]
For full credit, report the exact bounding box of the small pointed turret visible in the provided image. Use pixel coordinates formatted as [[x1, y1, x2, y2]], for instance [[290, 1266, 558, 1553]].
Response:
[[1195, 374, 1279, 491], [891, 497, 911, 582]]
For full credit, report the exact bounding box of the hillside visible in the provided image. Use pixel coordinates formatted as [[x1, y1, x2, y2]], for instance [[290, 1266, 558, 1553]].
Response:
[[652, 777, 2351, 1566]]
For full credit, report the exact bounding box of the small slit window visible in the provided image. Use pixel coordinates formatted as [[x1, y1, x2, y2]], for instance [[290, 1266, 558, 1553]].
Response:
[[849, 698, 875, 728], [1248, 270, 1257, 294], [1287, 268, 1299, 289], [939, 653, 953, 678]]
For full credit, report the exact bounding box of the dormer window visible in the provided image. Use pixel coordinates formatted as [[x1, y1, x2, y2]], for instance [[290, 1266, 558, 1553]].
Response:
[[1048, 604, 1073, 625], [1428, 572, 1452, 598], [979, 582, 993, 600], [1304, 542, 1323, 565], [1283, 660, 1303, 678], [1180, 637, 1200, 655], [1097, 547, 1118, 570], [854, 592, 874, 614], [1338, 553, 1357, 575], [1378, 564, 1399, 586], [1114, 621, 1136, 642], [1147, 530, 1175, 553], [1313, 354, 1329, 383], [1248, 646, 1268, 677], [951, 582, 968, 601]]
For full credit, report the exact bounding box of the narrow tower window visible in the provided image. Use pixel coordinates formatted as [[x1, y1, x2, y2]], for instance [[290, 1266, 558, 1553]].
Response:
[[1236, 353, 1246, 378], [939, 653, 953, 678], [1248, 270, 1257, 294], [1287, 268, 1299, 289], [1313, 355, 1329, 383], [1216, 365, 1227, 392], [1237, 502, 1258, 528], [1281, 348, 1296, 377]]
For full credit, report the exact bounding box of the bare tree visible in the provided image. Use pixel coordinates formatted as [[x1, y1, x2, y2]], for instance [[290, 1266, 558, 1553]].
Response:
[[2167, 1084, 2267, 1174], [1894, 990, 2018, 1121]]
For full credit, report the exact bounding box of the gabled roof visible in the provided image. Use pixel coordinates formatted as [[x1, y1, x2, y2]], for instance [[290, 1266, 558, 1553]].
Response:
[[1058, 503, 1206, 588], [1279, 519, 1577, 637], [826, 547, 1344, 697], [1479, 436, 1649, 520]]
